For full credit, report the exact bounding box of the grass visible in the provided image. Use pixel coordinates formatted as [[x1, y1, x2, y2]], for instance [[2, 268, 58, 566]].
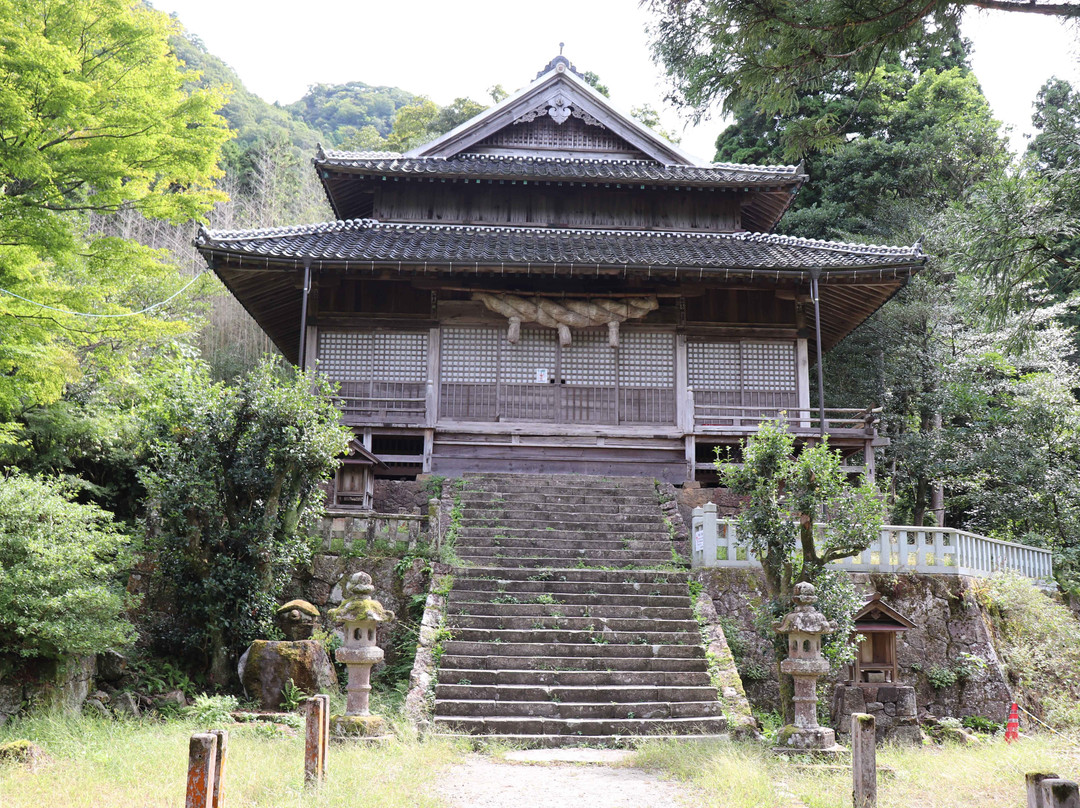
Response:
[[0, 711, 465, 808], [631, 733, 1080, 808]]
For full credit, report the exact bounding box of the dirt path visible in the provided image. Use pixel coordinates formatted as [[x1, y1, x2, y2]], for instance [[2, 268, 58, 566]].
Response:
[[437, 751, 694, 808]]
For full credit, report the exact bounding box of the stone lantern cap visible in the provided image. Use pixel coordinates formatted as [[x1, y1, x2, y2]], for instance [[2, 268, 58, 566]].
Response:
[[275, 599, 320, 640], [773, 582, 837, 636], [328, 572, 395, 624]]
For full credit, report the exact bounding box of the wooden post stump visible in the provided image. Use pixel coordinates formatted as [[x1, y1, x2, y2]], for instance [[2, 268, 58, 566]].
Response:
[[1041, 779, 1080, 808], [852, 712, 876, 808], [210, 729, 228, 808], [304, 695, 329, 786], [186, 733, 218, 808], [1028, 772, 1061, 808]]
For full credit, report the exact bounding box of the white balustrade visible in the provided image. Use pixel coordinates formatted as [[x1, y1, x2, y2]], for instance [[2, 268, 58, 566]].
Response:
[[690, 509, 1054, 581]]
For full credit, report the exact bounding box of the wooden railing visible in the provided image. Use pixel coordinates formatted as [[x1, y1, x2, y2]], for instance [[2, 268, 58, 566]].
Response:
[[690, 397, 879, 436], [332, 380, 434, 426], [690, 504, 1054, 581]]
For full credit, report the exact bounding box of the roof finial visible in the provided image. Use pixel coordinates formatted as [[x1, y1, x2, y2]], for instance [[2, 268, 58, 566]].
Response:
[[559, 42, 564, 55]]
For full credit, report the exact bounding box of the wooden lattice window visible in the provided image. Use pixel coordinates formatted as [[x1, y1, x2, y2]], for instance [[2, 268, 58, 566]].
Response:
[[688, 342, 740, 389], [687, 340, 798, 412], [742, 343, 797, 391], [501, 329, 558, 384], [440, 328, 498, 383], [620, 332, 675, 387], [562, 330, 616, 385], [317, 331, 428, 382]]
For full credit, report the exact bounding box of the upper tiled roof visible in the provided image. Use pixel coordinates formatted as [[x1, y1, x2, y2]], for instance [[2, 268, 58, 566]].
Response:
[[315, 148, 807, 188], [196, 219, 923, 274]]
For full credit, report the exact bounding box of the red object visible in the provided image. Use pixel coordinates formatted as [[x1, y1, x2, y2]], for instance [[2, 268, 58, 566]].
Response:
[[1005, 702, 1020, 743]]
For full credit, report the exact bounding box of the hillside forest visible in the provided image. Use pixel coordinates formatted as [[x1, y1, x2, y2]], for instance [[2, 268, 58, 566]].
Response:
[[3, 0, 1080, 692]]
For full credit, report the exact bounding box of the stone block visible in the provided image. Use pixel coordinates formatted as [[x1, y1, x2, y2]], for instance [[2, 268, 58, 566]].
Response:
[[896, 687, 917, 717], [239, 639, 338, 711], [866, 701, 884, 712], [877, 686, 898, 702], [97, 650, 127, 683], [884, 724, 925, 746], [113, 691, 141, 718]]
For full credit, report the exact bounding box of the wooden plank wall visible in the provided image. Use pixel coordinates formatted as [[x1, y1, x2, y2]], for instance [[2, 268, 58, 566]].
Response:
[[370, 183, 743, 232]]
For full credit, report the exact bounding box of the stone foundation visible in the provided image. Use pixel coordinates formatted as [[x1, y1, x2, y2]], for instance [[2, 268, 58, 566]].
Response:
[[833, 684, 923, 745]]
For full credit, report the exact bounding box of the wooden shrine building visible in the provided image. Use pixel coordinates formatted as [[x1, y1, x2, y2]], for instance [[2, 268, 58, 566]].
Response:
[[196, 55, 925, 485], [846, 595, 916, 686]]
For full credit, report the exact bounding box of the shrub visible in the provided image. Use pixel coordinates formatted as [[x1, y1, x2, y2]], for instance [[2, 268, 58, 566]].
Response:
[[0, 473, 134, 670], [184, 693, 238, 725], [974, 571, 1080, 726]]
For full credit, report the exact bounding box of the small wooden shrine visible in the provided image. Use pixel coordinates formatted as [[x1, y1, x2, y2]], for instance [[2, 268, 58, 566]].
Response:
[[848, 595, 916, 686], [196, 54, 924, 484]]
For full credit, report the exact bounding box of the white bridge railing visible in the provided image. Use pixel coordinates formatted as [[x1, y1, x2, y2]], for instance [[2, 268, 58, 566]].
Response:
[[690, 503, 1054, 581]]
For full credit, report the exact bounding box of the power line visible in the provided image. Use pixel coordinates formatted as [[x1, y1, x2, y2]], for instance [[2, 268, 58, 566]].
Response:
[[0, 271, 208, 319]]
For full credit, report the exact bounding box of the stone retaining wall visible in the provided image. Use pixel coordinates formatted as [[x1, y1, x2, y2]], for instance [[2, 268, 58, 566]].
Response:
[[694, 568, 1016, 726]]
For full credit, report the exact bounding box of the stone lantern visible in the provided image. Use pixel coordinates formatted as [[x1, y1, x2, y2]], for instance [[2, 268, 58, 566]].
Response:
[[773, 581, 843, 753], [328, 571, 394, 737]]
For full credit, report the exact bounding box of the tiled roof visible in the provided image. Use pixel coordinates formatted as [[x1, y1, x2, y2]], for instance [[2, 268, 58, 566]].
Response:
[[314, 148, 807, 187], [196, 219, 923, 274]]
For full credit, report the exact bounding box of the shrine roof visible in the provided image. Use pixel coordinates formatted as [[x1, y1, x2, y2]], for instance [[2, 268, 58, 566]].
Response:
[[314, 148, 807, 188], [196, 218, 923, 275]]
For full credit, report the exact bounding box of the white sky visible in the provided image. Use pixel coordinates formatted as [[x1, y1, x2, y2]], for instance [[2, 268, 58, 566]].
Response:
[[152, 1, 1080, 161]]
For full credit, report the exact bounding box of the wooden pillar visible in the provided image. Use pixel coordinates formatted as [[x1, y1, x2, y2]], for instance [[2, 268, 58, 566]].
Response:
[[209, 729, 228, 808], [304, 695, 329, 786], [186, 733, 218, 808], [810, 269, 826, 438], [852, 713, 876, 808], [298, 261, 312, 371]]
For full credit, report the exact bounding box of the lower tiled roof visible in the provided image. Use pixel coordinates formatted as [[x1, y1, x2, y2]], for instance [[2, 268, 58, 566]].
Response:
[[196, 219, 924, 274]]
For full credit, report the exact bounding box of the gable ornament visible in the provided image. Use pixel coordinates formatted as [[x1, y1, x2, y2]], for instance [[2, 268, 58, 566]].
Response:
[[514, 92, 603, 128]]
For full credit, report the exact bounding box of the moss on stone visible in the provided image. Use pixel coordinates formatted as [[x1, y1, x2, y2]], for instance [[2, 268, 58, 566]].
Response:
[[277, 599, 320, 617], [331, 714, 385, 737]]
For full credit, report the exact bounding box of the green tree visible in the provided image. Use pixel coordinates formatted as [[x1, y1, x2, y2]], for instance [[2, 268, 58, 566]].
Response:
[[646, 0, 1078, 151], [718, 419, 882, 717], [720, 419, 884, 608], [0, 473, 135, 673], [0, 0, 230, 435], [141, 358, 350, 685]]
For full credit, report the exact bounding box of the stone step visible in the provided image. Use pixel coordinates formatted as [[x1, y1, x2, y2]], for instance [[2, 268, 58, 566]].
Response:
[[437, 668, 713, 688], [434, 699, 724, 720], [452, 567, 687, 584], [462, 492, 659, 507], [449, 591, 691, 609], [459, 505, 662, 519], [456, 550, 673, 566], [455, 527, 667, 541], [434, 683, 719, 704], [429, 733, 730, 749], [448, 615, 698, 634], [447, 627, 698, 646], [455, 536, 674, 553], [457, 561, 682, 574], [450, 577, 689, 596], [430, 715, 728, 737], [439, 654, 709, 673], [458, 514, 665, 527], [447, 602, 695, 620], [441, 640, 705, 659]]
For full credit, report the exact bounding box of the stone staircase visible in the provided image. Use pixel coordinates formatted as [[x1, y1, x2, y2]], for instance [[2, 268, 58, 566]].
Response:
[[431, 473, 728, 746]]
